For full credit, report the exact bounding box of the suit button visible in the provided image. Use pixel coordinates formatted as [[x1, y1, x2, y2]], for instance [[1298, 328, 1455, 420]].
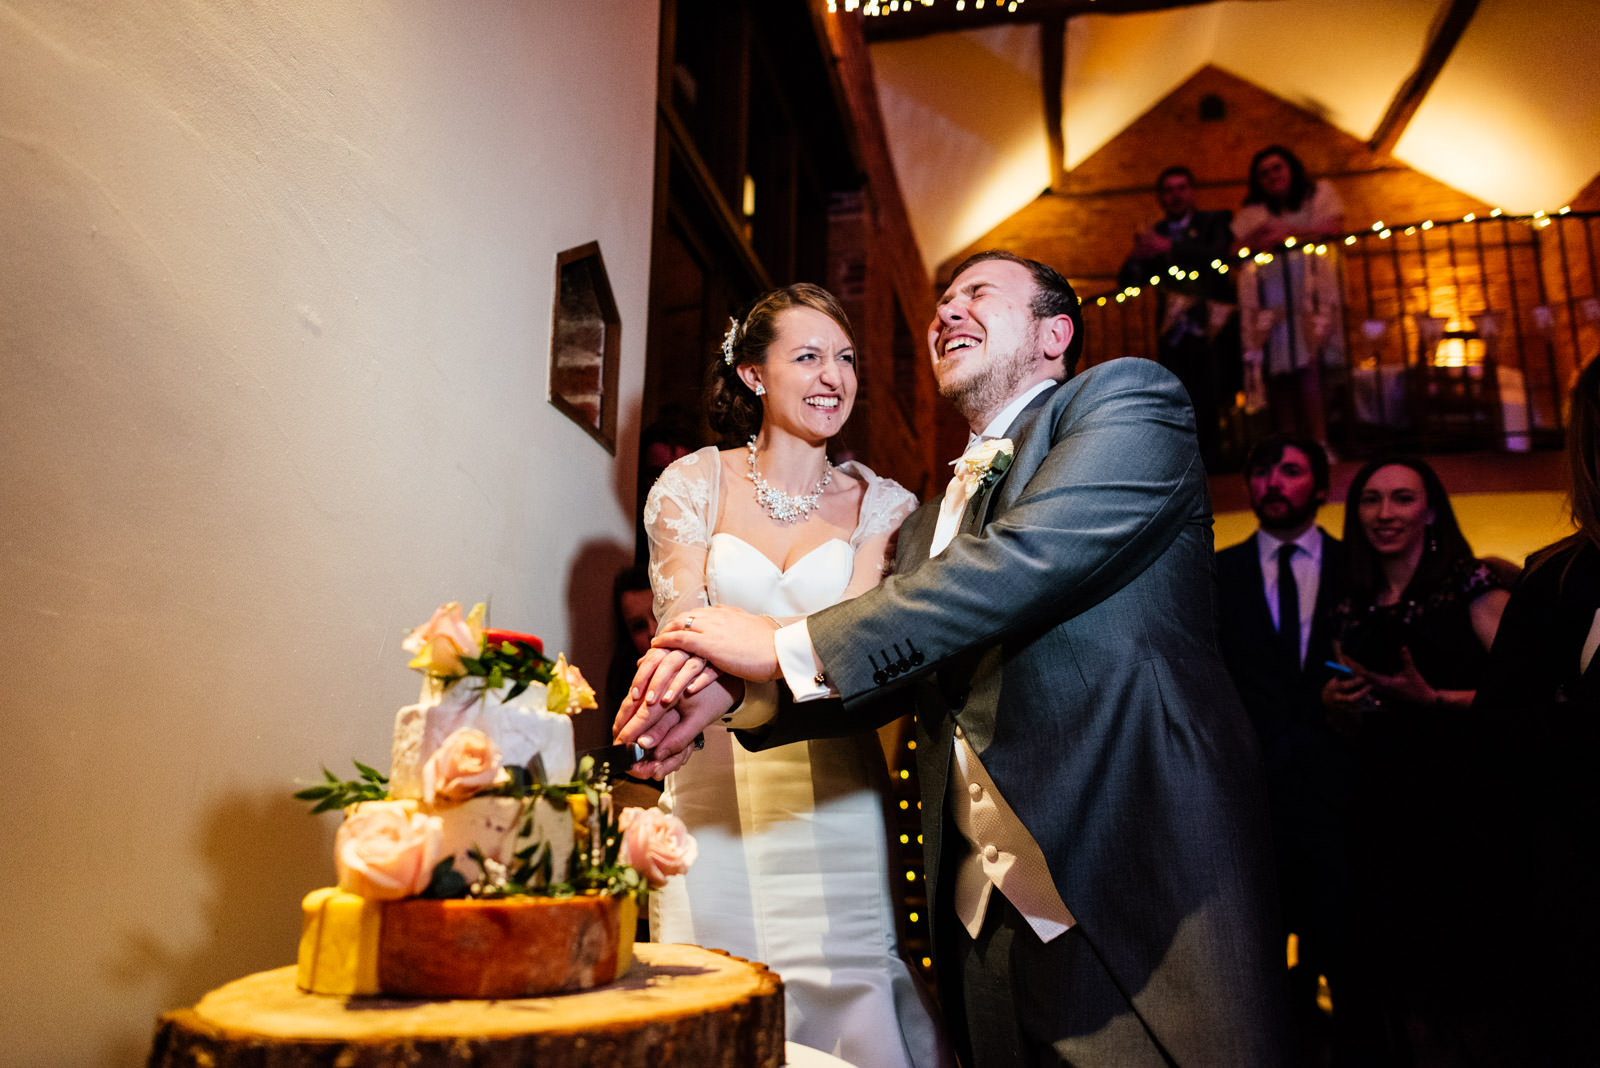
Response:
[[982, 844, 999, 863], [873, 670, 888, 686], [910, 652, 925, 666], [896, 657, 911, 672], [968, 783, 983, 801]]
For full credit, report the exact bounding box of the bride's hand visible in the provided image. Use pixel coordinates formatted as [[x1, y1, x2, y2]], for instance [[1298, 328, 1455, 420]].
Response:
[[614, 645, 716, 743]]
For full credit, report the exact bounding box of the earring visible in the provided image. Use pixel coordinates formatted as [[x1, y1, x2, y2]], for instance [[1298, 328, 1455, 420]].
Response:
[[1426, 523, 1438, 553], [754, 384, 766, 396]]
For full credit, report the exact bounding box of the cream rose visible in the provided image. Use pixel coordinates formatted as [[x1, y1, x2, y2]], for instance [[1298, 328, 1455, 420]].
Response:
[[402, 601, 486, 678], [335, 801, 443, 901], [617, 807, 698, 889], [546, 653, 598, 716], [423, 727, 504, 804]]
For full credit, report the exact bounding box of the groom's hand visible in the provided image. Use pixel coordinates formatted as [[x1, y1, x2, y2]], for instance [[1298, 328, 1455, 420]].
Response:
[[651, 605, 782, 683]]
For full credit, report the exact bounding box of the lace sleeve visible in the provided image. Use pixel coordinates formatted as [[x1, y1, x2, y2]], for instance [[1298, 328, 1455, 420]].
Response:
[[642, 447, 722, 625], [837, 462, 919, 597], [847, 462, 918, 545]]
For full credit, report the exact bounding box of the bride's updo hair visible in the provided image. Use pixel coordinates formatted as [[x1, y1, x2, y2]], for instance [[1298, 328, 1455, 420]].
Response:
[[707, 283, 856, 443]]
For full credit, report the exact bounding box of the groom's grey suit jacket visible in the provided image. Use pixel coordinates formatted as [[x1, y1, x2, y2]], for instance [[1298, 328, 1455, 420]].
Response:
[[740, 357, 1288, 1066]]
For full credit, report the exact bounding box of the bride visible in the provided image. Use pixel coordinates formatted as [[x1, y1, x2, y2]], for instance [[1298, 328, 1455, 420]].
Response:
[[627, 284, 950, 1068]]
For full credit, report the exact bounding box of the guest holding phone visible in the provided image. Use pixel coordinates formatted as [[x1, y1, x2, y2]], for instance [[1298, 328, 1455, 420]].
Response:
[[1321, 456, 1508, 1065]]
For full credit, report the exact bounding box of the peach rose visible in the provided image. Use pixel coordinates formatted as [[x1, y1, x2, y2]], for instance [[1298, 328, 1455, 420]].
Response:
[[403, 601, 486, 678], [335, 801, 443, 900], [617, 807, 697, 889], [423, 727, 504, 804]]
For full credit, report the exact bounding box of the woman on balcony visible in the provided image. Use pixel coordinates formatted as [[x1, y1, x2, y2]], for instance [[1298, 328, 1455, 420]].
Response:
[[1233, 145, 1346, 446]]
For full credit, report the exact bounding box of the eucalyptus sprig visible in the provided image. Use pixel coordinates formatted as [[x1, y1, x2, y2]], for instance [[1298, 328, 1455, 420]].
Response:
[[294, 761, 390, 814]]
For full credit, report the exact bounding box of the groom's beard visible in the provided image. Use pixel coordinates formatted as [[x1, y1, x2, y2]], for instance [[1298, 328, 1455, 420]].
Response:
[[938, 319, 1041, 427]]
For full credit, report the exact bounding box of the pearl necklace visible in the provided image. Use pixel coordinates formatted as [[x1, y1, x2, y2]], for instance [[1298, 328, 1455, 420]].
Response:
[[746, 436, 832, 523]]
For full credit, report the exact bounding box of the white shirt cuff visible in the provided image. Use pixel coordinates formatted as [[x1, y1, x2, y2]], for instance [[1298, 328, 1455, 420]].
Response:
[[775, 620, 836, 702], [721, 680, 778, 729]]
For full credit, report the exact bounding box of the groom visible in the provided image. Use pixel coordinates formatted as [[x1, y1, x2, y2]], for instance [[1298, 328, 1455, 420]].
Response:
[[623, 251, 1290, 1067]]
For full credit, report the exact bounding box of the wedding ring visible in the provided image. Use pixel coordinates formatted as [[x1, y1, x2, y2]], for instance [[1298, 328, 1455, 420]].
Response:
[[683, 615, 695, 629]]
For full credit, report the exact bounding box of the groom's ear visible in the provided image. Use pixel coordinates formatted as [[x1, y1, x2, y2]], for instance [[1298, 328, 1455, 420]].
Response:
[[1039, 314, 1073, 360]]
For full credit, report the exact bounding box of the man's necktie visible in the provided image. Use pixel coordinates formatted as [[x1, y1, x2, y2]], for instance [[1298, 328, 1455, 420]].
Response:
[[1277, 542, 1301, 668]]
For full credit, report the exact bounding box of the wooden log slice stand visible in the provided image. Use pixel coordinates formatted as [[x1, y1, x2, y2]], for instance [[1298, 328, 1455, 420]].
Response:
[[148, 942, 784, 1068]]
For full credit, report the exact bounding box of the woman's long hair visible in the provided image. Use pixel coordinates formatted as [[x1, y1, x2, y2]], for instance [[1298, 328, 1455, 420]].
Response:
[[705, 283, 855, 444], [1243, 144, 1312, 214], [1341, 455, 1475, 607], [1526, 354, 1600, 580]]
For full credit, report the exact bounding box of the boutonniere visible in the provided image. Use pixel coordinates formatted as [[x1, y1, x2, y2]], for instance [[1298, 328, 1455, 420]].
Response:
[[954, 438, 1014, 496]]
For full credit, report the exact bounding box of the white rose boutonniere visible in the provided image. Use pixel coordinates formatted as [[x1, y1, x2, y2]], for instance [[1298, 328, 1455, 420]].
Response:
[[954, 437, 1014, 496]]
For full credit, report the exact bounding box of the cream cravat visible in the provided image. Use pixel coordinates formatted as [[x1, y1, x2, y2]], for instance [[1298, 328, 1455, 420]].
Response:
[[930, 441, 985, 557]]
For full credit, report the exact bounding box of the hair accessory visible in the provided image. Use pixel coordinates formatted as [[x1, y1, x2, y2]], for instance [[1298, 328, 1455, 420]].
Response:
[[721, 317, 740, 365], [754, 383, 766, 397], [747, 436, 832, 523]]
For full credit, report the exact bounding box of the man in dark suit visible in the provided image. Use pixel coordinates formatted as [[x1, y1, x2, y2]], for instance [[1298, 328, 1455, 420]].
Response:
[[1214, 435, 1363, 1061], [1117, 165, 1237, 469], [623, 251, 1290, 1067]]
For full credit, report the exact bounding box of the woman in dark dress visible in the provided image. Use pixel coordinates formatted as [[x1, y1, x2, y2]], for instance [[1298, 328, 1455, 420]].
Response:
[[1473, 357, 1600, 1064], [1322, 456, 1509, 1065]]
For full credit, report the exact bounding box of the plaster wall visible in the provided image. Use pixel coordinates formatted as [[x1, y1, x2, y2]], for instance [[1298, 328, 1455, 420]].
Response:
[[0, 1, 659, 1062]]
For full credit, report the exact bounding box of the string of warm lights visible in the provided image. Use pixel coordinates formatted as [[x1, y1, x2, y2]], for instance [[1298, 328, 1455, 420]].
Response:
[[1095, 205, 1580, 307], [827, 0, 1026, 16]]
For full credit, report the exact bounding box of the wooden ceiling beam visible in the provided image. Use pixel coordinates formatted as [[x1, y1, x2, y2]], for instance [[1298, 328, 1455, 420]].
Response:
[[1040, 13, 1067, 192], [856, 0, 1279, 44], [1368, 0, 1479, 156]]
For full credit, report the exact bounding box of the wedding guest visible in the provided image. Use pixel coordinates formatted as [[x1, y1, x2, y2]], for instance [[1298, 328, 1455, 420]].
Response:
[[1117, 165, 1238, 469], [1472, 355, 1600, 1064], [1215, 436, 1367, 1063], [1232, 146, 1346, 444], [1322, 456, 1509, 1065]]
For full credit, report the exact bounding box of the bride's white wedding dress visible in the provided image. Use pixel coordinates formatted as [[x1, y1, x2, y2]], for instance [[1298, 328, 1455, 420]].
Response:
[[643, 446, 950, 1068]]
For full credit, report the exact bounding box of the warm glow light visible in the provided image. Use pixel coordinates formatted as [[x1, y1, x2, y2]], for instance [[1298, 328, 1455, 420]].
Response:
[[1379, 228, 1392, 239], [1491, 208, 1503, 217], [1422, 220, 1434, 229], [1284, 236, 1297, 247], [1345, 235, 1357, 245], [1463, 212, 1476, 222], [1096, 296, 1107, 306]]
